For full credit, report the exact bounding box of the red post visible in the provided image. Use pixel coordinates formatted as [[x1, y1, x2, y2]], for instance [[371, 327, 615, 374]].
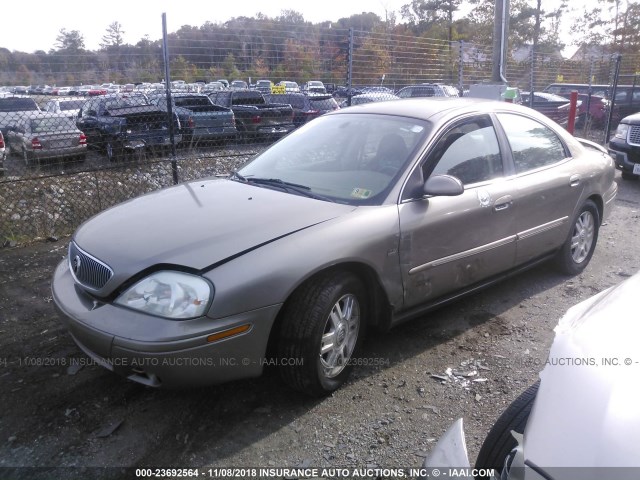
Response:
[[567, 90, 578, 135]]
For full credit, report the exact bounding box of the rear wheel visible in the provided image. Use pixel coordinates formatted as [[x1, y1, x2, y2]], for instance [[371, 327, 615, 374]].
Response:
[[22, 148, 32, 167], [277, 271, 366, 397], [474, 381, 539, 478], [106, 141, 120, 162], [554, 200, 599, 275]]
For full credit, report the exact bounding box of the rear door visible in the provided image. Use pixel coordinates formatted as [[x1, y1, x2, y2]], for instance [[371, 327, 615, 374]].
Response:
[[495, 112, 582, 264]]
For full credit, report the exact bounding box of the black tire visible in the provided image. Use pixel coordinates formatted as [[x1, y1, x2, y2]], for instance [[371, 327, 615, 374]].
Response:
[[474, 381, 540, 479], [106, 141, 120, 162], [277, 271, 367, 397], [621, 171, 637, 181], [553, 200, 599, 275], [22, 148, 31, 167]]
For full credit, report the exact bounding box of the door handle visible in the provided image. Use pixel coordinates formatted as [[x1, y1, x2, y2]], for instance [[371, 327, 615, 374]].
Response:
[[570, 174, 581, 187], [494, 195, 513, 212]]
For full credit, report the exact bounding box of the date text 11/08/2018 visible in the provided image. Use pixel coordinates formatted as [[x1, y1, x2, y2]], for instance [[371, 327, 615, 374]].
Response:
[[134, 467, 496, 478]]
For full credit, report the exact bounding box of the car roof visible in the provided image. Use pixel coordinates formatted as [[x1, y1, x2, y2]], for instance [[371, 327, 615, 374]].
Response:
[[329, 97, 536, 122], [18, 111, 74, 120]]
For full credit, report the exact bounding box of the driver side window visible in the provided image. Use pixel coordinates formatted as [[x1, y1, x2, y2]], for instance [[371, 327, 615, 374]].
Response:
[[427, 116, 503, 186]]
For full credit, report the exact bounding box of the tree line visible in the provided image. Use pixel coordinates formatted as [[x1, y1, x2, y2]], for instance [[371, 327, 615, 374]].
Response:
[[1, 0, 639, 87]]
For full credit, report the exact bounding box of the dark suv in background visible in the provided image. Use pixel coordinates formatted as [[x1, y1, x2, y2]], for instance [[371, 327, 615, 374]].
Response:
[[266, 92, 339, 127], [609, 111, 640, 180]]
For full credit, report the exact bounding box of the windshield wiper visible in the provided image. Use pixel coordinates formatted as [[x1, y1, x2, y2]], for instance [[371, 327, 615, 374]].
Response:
[[233, 175, 335, 202]]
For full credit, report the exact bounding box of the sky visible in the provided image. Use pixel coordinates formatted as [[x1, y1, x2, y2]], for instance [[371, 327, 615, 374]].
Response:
[[0, 0, 409, 53]]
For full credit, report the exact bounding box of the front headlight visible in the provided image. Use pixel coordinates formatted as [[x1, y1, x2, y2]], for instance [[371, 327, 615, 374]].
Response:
[[115, 271, 213, 319], [615, 123, 629, 140]]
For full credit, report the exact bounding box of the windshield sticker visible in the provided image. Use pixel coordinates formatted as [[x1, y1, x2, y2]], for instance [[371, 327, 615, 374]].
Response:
[[351, 188, 373, 199]]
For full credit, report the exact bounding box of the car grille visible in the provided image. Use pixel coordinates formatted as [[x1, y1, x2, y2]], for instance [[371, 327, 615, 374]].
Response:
[[68, 242, 113, 291], [629, 126, 640, 146]]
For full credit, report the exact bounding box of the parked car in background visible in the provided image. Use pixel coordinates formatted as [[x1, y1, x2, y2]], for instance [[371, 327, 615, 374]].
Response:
[[42, 97, 85, 120], [77, 85, 93, 96], [0, 96, 41, 137], [88, 86, 108, 96], [521, 91, 581, 126], [76, 93, 181, 161], [543, 82, 640, 124], [396, 83, 460, 98], [608, 111, 640, 180], [302, 81, 326, 94], [230, 80, 248, 90], [209, 89, 295, 142], [341, 91, 400, 107], [53, 99, 616, 396], [149, 93, 236, 146], [55, 86, 72, 96], [4, 112, 87, 165], [277, 81, 301, 93], [424, 270, 640, 480], [0, 131, 6, 175], [266, 92, 339, 127], [202, 82, 225, 94], [255, 79, 273, 94]]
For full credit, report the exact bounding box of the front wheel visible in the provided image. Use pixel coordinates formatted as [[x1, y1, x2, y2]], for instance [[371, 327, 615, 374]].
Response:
[[554, 200, 599, 275], [474, 381, 539, 479], [277, 271, 366, 397]]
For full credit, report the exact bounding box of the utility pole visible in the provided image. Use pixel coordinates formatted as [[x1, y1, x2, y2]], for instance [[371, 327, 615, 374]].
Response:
[[492, 0, 510, 83]]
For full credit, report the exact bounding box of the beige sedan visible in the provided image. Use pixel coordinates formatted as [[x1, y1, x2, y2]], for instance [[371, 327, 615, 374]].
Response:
[[53, 99, 617, 396]]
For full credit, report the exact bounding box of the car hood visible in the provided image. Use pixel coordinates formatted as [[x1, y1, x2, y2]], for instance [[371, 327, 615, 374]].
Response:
[[73, 178, 355, 295], [523, 272, 640, 468]]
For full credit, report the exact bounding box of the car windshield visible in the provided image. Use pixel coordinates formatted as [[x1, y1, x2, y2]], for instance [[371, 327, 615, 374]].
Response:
[[31, 117, 77, 133], [237, 113, 430, 205], [59, 100, 84, 110]]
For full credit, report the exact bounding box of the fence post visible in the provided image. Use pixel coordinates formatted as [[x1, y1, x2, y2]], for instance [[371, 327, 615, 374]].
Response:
[[162, 13, 179, 185], [458, 41, 464, 96], [347, 28, 354, 107], [604, 53, 622, 144], [529, 47, 535, 107]]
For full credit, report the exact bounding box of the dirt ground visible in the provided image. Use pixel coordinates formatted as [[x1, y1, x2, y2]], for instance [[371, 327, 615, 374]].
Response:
[[1, 171, 639, 480]]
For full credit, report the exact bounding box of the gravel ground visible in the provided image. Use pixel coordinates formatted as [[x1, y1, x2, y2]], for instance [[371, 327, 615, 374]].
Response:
[[0, 170, 639, 480]]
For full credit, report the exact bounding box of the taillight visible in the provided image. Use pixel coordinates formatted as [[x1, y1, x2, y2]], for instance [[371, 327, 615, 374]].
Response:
[[0, 134, 4, 148], [32, 137, 42, 150], [251, 115, 262, 124], [79, 133, 87, 145], [187, 117, 195, 128]]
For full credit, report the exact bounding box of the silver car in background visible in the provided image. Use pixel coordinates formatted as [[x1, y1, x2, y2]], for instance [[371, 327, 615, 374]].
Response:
[[52, 99, 617, 396], [423, 271, 640, 480], [42, 97, 85, 120], [5, 112, 87, 165]]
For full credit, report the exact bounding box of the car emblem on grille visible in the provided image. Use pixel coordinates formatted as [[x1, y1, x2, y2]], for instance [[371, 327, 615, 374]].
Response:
[[71, 255, 82, 275]]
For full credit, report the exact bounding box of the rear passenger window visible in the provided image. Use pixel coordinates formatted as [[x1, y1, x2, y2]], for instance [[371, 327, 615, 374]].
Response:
[[497, 113, 567, 174]]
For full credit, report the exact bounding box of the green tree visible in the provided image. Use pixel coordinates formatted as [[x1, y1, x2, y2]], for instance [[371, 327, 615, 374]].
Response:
[[54, 29, 85, 51], [100, 21, 126, 49]]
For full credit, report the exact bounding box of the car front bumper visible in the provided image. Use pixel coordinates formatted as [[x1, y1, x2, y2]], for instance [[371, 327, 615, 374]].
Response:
[[608, 139, 640, 175], [52, 259, 280, 388]]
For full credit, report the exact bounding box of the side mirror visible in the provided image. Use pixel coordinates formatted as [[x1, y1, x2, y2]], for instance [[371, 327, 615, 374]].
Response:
[[423, 174, 464, 196]]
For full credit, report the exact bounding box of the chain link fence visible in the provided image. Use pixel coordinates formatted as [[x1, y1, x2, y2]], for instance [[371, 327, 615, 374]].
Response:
[[1, 22, 640, 244]]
